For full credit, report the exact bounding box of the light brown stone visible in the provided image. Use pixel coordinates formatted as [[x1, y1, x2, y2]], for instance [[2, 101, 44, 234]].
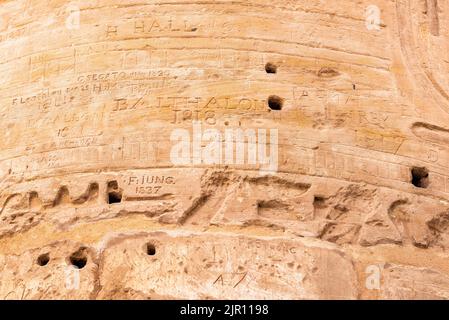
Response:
[[0, 0, 449, 300]]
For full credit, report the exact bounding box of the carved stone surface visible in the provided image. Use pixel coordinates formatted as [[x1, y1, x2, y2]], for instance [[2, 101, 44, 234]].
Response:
[[0, 0, 449, 299]]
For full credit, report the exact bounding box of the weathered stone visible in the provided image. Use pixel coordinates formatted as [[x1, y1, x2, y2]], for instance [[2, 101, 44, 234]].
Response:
[[0, 0, 449, 300]]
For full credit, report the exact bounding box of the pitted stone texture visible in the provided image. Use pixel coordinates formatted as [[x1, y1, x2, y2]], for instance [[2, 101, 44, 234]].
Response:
[[381, 264, 449, 300], [0, 241, 98, 300], [0, 0, 449, 300], [97, 233, 358, 300]]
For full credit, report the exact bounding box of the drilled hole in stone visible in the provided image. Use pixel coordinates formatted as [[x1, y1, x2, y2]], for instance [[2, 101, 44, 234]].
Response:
[[313, 196, 326, 208], [411, 167, 429, 188], [108, 191, 122, 204], [265, 62, 277, 74], [146, 243, 156, 256], [268, 95, 284, 110], [69, 249, 88, 269], [37, 253, 50, 266], [107, 180, 122, 204]]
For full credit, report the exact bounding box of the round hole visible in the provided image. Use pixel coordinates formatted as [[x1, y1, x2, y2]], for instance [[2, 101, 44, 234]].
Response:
[[146, 243, 156, 256], [265, 62, 277, 74], [268, 95, 284, 110], [69, 248, 88, 269], [37, 253, 50, 266]]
